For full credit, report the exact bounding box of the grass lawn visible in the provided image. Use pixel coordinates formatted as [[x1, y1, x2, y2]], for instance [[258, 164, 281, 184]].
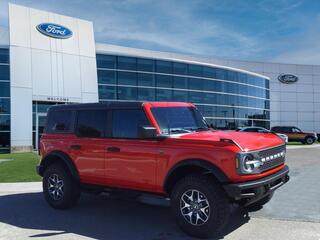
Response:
[[287, 141, 320, 145], [0, 152, 41, 182]]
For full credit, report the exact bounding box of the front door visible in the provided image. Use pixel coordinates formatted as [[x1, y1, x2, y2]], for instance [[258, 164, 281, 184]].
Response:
[[36, 113, 47, 150]]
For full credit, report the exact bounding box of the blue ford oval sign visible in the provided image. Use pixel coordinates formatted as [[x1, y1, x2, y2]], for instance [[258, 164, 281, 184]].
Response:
[[36, 23, 73, 39], [278, 74, 298, 84]]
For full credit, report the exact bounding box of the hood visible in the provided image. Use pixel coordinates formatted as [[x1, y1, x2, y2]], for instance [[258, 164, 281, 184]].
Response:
[[175, 130, 284, 152]]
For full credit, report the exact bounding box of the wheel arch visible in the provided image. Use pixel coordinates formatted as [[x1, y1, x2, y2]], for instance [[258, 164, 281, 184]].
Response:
[[163, 159, 229, 194], [39, 151, 79, 181]]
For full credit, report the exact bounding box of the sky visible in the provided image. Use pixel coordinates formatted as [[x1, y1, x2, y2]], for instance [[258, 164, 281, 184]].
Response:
[[0, 0, 320, 64]]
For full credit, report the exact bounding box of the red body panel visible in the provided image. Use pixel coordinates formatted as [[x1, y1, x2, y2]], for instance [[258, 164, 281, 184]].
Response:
[[40, 102, 288, 195]]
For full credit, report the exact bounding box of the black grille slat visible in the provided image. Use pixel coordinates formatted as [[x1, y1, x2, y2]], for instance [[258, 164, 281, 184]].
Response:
[[257, 145, 286, 172]]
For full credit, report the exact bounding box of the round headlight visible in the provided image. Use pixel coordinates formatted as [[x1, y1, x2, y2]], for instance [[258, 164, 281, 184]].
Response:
[[243, 154, 254, 173]]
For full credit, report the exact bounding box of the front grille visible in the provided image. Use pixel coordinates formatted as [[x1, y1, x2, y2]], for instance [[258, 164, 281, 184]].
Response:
[[257, 145, 286, 172]]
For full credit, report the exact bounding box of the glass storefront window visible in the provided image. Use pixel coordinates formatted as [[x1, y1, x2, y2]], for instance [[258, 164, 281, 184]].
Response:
[[137, 88, 155, 101], [0, 115, 10, 131], [0, 65, 10, 80], [0, 82, 10, 97], [137, 73, 155, 86], [118, 71, 136, 85], [173, 76, 188, 89], [99, 85, 116, 99], [118, 56, 136, 70], [188, 77, 203, 90], [216, 69, 227, 80], [188, 64, 203, 77], [98, 70, 116, 84], [173, 90, 188, 102], [156, 74, 172, 88], [238, 73, 247, 84], [0, 132, 10, 149], [96, 54, 116, 69], [173, 62, 188, 75], [0, 99, 10, 114], [156, 89, 172, 101], [188, 91, 203, 103], [203, 67, 216, 79], [203, 93, 217, 104], [97, 54, 270, 130], [0, 49, 9, 64], [227, 70, 237, 81], [117, 86, 137, 100], [156, 60, 172, 74], [137, 58, 154, 72], [36, 102, 57, 113]]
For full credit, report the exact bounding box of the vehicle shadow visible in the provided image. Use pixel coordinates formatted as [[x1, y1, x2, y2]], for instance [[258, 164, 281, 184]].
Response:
[[0, 192, 250, 240]]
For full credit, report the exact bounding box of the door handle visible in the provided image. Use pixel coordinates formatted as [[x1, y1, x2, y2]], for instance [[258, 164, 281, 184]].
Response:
[[107, 147, 120, 153], [70, 144, 81, 150]]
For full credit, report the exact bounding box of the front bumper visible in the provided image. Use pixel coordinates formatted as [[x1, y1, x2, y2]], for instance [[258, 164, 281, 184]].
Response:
[[224, 165, 289, 202]]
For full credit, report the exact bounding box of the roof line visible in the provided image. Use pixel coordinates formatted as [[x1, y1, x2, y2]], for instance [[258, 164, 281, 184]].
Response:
[[95, 43, 270, 80]]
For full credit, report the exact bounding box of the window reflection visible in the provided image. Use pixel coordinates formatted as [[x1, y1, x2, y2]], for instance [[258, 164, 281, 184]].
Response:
[[97, 54, 271, 130]]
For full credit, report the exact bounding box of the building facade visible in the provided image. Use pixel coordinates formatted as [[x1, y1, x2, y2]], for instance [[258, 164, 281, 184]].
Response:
[[0, 4, 318, 152]]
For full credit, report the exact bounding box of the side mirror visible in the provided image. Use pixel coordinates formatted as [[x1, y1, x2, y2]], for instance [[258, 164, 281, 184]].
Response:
[[138, 126, 158, 139]]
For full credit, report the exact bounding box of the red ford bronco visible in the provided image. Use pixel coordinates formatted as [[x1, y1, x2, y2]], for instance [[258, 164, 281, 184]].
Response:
[[37, 101, 289, 238]]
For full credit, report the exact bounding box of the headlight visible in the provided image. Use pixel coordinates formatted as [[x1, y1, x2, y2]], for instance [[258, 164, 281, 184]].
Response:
[[237, 153, 262, 175]]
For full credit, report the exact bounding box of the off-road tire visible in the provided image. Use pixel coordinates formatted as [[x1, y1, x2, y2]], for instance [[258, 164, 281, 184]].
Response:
[[43, 163, 80, 209], [171, 174, 230, 238]]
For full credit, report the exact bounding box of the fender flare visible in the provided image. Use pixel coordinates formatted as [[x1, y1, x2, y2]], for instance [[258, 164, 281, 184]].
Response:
[[163, 159, 229, 193], [39, 151, 79, 181]]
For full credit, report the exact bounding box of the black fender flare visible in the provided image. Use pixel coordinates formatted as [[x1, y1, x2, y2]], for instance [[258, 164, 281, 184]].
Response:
[[163, 159, 229, 193], [39, 151, 79, 181]]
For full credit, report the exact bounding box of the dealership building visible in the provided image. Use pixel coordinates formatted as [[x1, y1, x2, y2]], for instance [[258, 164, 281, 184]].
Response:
[[0, 4, 319, 152]]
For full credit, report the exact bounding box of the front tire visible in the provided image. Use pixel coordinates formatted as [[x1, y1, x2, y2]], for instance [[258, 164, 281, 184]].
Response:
[[43, 163, 80, 209], [304, 137, 315, 145], [171, 174, 230, 238]]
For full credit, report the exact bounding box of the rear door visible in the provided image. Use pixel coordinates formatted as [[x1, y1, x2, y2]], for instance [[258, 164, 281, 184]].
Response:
[[105, 108, 159, 191], [70, 109, 109, 185]]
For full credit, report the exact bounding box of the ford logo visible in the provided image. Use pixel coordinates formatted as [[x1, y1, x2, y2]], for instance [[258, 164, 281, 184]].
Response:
[[278, 74, 298, 84], [36, 23, 73, 39]]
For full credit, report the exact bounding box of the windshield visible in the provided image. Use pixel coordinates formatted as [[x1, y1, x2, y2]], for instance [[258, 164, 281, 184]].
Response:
[[151, 107, 208, 134]]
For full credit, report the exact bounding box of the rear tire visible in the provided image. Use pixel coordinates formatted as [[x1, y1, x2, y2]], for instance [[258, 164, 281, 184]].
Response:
[[171, 174, 230, 238], [305, 137, 315, 145], [43, 163, 80, 209]]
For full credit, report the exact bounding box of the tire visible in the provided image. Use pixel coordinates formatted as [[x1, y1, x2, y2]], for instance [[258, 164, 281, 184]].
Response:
[[43, 163, 80, 209], [171, 174, 230, 238], [305, 136, 315, 145], [246, 192, 274, 210]]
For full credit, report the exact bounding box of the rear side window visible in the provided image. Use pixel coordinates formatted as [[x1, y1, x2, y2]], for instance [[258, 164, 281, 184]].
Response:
[[244, 128, 257, 132], [47, 111, 73, 133], [272, 127, 281, 132], [75, 110, 107, 138], [112, 109, 150, 138]]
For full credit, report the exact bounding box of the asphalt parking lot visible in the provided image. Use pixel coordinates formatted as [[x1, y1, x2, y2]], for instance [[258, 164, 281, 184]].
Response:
[[0, 146, 320, 240]]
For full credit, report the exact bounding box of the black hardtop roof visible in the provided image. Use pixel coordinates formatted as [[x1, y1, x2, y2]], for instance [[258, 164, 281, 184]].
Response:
[[48, 101, 144, 111]]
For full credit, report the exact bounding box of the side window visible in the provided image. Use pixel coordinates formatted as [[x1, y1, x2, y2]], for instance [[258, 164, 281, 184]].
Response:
[[46, 110, 73, 133], [112, 109, 150, 138], [76, 110, 107, 138], [244, 128, 257, 132], [285, 127, 292, 133], [292, 127, 301, 133]]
